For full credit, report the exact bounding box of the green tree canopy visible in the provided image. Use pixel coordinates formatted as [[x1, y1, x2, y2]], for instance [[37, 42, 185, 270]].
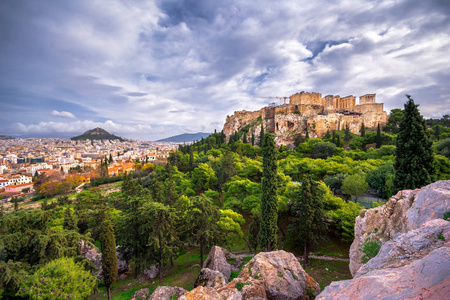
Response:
[[342, 174, 369, 200], [394, 95, 436, 190]]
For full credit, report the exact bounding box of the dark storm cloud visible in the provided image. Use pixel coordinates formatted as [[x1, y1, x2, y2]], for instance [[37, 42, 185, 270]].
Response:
[[1, 0, 449, 140]]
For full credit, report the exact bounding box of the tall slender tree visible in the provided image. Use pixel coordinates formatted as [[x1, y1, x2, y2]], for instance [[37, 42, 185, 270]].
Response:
[[251, 130, 255, 146], [259, 124, 265, 147], [360, 122, 366, 137], [394, 95, 436, 190], [258, 133, 278, 251], [376, 123, 382, 148], [243, 132, 248, 144], [101, 219, 118, 300]]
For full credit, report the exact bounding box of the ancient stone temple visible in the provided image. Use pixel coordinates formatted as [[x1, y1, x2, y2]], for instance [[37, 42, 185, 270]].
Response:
[[223, 91, 388, 146]]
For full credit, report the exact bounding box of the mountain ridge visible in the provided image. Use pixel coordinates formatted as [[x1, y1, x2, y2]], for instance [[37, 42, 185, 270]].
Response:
[[156, 132, 212, 143], [71, 127, 124, 141]]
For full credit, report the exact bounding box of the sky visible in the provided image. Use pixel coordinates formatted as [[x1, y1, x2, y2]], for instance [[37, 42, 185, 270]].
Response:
[[1, 0, 449, 141]]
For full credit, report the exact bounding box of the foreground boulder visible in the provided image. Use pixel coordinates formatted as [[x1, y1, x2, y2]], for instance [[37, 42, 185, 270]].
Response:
[[148, 286, 188, 300], [181, 250, 320, 299], [131, 288, 149, 300], [203, 246, 232, 281], [194, 268, 227, 288], [318, 180, 450, 299]]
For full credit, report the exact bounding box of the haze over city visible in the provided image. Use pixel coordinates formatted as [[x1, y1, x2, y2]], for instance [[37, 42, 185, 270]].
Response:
[[1, 0, 449, 140]]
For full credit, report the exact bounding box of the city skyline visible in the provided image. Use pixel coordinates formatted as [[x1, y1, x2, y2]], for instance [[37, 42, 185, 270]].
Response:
[[1, 0, 450, 141]]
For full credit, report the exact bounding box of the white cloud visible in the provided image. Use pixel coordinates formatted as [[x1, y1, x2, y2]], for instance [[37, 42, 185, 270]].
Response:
[[51, 110, 76, 119]]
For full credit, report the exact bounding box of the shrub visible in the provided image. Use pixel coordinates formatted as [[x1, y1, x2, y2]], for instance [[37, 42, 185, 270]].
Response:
[[360, 238, 382, 263]]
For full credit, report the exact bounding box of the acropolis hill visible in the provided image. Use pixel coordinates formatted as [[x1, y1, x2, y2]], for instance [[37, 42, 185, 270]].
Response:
[[222, 91, 388, 146]]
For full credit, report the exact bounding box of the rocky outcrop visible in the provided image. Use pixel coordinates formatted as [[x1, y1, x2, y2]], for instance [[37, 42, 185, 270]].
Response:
[[318, 180, 450, 299], [78, 241, 129, 279], [181, 250, 320, 300], [148, 286, 188, 300], [131, 288, 150, 300], [203, 246, 232, 281], [194, 268, 227, 288], [349, 180, 450, 276], [144, 265, 160, 280]]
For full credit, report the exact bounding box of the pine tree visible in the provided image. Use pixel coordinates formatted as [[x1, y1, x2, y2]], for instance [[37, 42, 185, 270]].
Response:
[[376, 123, 382, 148], [287, 175, 327, 265], [143, 202, 179, 284], [360, 122, 366, 137], [101, 219, 118, 300], [63, 207, 78, 231], [259, 124, 265, 147], [344, 123, 351, 145], [394, 95, 436, 190], [258, 133, 278, 251], [251, 130, 255, 146], [243, 132, 248, 144]]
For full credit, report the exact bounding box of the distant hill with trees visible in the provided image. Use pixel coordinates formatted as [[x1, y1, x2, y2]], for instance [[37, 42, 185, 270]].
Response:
[[71, 127, 124, 141], [0, 135, 16, 140], [156, 132, 212, 143]]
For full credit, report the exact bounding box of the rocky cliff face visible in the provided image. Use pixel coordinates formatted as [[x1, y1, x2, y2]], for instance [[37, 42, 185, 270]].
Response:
[[317, 180, 450, 299]]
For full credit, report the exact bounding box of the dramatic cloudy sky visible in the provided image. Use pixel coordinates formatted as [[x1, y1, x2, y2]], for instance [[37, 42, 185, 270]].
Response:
[[1, 0, 449, 140]]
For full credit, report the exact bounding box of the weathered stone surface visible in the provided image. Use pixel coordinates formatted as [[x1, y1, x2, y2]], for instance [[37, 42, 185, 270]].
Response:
[[203, 246, 232, 281], [194, 268, 227, 288], [78, 241, 129, 279], [318, 181, 450, 299], [131, 288, 150, 300], [231, 256, 243, 272], [238, 250, 320, 299], [148, 286, 187, 300], [350, 180, 450, 276], [179, 286, 224, 300], [318, 247, 450, 300], [144, 265, 159, 280]]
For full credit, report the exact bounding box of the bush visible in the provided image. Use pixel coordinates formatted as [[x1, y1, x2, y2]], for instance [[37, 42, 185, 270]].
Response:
[[360, 238, 382, 263]]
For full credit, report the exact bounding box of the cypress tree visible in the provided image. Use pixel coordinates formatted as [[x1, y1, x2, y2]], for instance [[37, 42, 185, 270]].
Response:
[[360, 122, 366, 137], [259, 124, 265, 147], [394, 95, 436, 190], [332, 131, 336, 144], [336, 135, 341, 147], [243, 132, 248, 144], [251, 130, 255, 146], [101, 219, 118, 300], [258, 133, 278, 251], [344, 123, 351, 144], [248, 213, 260, 254], [63, 207, 78, 231], [376, 123, 382, 148]]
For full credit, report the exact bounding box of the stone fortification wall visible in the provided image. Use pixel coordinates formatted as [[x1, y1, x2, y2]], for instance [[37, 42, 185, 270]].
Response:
[[289, 91, 322, 105], [222, 90, 388, 146], [351, 103, 384, 114]]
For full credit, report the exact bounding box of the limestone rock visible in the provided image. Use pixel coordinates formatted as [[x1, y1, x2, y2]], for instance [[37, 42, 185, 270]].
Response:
[[237, 250, 320, 299], [131, 288, 150, 300], [148, 286, 188, 300], [194, 268, 227, 288], [231, 256, 243, 272], [144, 265, 159, 280], [203, 246, 232, 281], [78, 241, 129, 279], [349, 180, 450, 276], [179, 286, 224, 300], [318, 180, 450, 299]]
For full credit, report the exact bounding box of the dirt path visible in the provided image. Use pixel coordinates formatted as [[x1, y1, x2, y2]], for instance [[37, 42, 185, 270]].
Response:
[[231, 252, 349, 262]]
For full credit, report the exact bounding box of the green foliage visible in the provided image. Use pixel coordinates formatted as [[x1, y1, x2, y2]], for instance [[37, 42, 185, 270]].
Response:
[[235, 281, 247, 291], [437, 234, 445, 241], [323, 173, 348, 194], [366, 162, 394, 199], [444, 212, 450, 221], [384, 108, 404, 133], [436, 138, 450, 158], [192, 163, 218, 192], [101, 219, 118, 293], [394, 95, 436, 190], [287, 176, 328, 254], [18, 257, 97, 299], [63, 207, 78, 231], [312, 142, 336, 159], [259, 133, 278, 251], [342, 174, 369, 200], [360, 238, 382, 263]]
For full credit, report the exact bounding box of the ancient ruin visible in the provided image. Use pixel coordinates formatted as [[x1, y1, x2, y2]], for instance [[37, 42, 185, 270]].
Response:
[[223, 91, 388, 146]]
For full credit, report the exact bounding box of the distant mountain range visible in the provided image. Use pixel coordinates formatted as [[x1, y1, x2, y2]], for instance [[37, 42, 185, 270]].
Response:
[[71, 127, 124, 141], [0, 135, 16, 140], [156, 132, 212, 143]]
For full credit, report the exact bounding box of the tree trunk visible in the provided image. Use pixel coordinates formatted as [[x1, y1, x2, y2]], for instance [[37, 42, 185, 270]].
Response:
[[159, 261, 162, 285], [241, 235, 253, 253], [107, 286, 111, 300], [304, 243, 309, 265], [200, 235, 204, 267]]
